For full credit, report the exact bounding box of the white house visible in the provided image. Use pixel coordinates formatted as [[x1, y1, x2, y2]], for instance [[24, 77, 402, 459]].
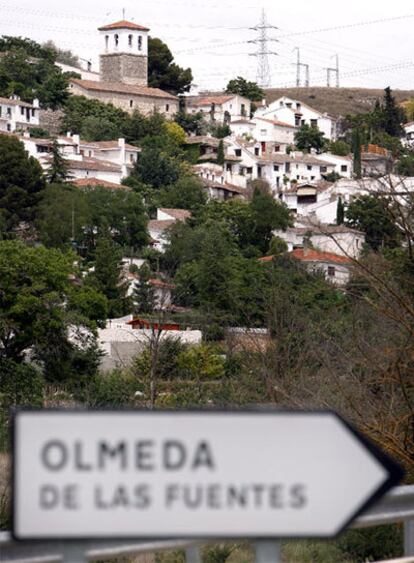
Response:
[[403, 122, 414, 147], [290, 247, 352, 286], [148, 208, 192, 252], [256, 96, 338, 141], [317, 153, 352, 178], [0, 95, 40, 133], [186, 94, 252, 123], [273, 220, 365, 259]]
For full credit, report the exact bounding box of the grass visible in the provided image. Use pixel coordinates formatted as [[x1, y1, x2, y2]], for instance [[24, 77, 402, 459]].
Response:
[[264, 86, 414, 117]]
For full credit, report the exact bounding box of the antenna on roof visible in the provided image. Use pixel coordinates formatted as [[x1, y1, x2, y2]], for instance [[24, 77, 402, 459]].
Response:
[[122, 8, 126, 19]]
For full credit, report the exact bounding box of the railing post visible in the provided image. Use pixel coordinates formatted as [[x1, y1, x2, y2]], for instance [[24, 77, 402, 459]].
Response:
[[254, 540, 282, 562], [185, 545, 202, 563], [405, 519, 414, 556]]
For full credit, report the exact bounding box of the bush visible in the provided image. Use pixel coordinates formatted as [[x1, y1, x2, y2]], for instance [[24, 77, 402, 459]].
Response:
[[337, 525, 403, 562], [82, 370, 143, 407], [134, 336, 190, 381]]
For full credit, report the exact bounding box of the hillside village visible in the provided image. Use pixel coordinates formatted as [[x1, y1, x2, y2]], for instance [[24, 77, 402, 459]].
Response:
[[1, 13, 414, 560]]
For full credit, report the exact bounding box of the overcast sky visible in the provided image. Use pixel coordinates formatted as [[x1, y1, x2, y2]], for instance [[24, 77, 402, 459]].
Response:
[[1, 0, 413, 91]]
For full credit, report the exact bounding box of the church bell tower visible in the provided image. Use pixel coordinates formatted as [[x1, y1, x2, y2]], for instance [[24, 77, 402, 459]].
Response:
[[98, 20, 149, 86]]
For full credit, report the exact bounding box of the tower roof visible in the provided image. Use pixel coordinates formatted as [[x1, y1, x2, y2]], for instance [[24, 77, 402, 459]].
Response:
[[98, 20, 150, 32]]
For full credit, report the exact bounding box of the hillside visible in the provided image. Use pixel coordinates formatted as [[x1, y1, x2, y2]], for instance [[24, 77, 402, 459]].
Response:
[[264, 87, 414, 117]]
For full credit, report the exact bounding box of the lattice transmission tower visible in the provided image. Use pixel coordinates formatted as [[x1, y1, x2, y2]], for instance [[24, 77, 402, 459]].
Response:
[[248, 9, 279, 88]]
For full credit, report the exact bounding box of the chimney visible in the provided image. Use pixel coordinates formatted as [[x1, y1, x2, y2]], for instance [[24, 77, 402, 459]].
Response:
[[32, 98, 40, 108]]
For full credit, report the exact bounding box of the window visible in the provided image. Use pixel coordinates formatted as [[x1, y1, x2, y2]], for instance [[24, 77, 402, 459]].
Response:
[[235, 149, 242, 157], [105, 35, 109, 50], [21, 107, 25, 116], [166, 104, 170, 112], [307, 165, 312, 171], [274, 145, 280, 152], [241, 103, 246, 116], [260, 129, 267, 134], [279, 101, 284, 107], [296, 102, 301, 109], [128, 34, 133, 47], [274, 165, 279, 171], [7, 124, 11, 131], [32, 109, 35, 117], [6, 107, 11, 117], [310, 119, 318, 128], [130, 154, 135, 163], [296, 175, 300, 180], [138, 36, 143, 51], [295, 116, 301, 127], [311, 176, 315, 180], [285, 162, 290, 173], [327, 266, 336, 277], [341, 165, 347, 172], [130, 100, 134, 108], [286, 103, 292, 108], [301, 119, 306, 126], [320, 166, 327, 173], [114, 34, 119, 47], [254, 147, 260, 156]]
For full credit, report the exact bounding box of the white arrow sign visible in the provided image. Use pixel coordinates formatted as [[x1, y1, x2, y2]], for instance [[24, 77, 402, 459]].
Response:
[[12, 410, 402, 540]]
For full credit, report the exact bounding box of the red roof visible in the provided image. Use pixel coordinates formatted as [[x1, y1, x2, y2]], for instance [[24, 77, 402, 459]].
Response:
[[192, 95, 235, 107], [255, 117, 296, 129], [70, 78, 177, 100], [71, 178, 128, 190], [98, 20, 150, 32], [290, 248, 352, 265]]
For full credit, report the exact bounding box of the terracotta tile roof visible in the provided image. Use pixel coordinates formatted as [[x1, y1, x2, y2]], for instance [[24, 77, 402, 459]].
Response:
[[191, 95, 235, 107], [0, 97, 35, 108], [98, 20, 150, 32], [230, 119, 252, 125], [290, 248, 352, 265], [255, 117, 296, 129], [159, 208, 192, 221], [148, 219, 176, 232], [70, 78, 177, 100], [71, 178, 128, 189], [202, 179, 246, 195], [49, 157, 122, 172], [80, 140, 140, 152]]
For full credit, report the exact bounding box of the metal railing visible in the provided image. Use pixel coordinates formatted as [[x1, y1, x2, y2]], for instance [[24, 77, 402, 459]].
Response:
[[1, 485, 413, 562]]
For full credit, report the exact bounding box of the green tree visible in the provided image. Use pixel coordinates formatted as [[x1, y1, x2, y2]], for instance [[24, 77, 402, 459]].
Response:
[[294, 124, 327, 153], [0, 134, 45, 233], [336, 196, 345, 225], [68, 285, 108, 328], [89, 235, 130, 318], [217, 139, 225, 165], [345, 195, 401, 250], [0, 241, 73, 362], [158, 175, 207, 212], [352, 128, 362, 179], [250, 188, 292, 254], [226, 76, 265, 102], [0, 38, 69, 108], [62, 95, 128, 136], [134, 147, 181, 188], [148, 37, 192, 94], [80, 116, 121, 142], [268, 236, 288, 256], [45, 140, 71, 183], [329, 140, 351, 156], [383, 86, 404, 138], [133, 264, 156, 315], [396, 154, 414, 176], [174, 111, 206, 135]]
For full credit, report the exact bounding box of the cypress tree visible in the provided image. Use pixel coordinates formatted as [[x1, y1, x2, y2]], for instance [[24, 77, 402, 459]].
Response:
[[46, 139, 70, 183], [133, 264, 156, 315], [352, 128, 362, 179], [383, 87, 404, 138], [217, 139, 225, 166], [336, 196, 344, 225]]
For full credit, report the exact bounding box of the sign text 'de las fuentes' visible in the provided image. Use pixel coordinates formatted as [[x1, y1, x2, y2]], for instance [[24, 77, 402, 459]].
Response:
[[12, 410, 403, 540]]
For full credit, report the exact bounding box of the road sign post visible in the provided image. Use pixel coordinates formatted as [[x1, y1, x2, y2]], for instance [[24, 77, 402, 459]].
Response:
[[12, 409, 403, 541]]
